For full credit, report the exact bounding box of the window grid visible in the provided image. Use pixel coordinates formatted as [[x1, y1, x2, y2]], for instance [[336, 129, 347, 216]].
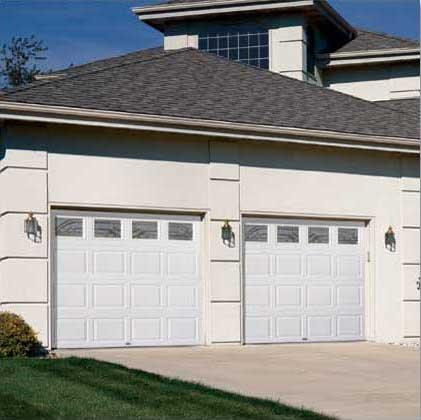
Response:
[[198, 31, 269, 69]]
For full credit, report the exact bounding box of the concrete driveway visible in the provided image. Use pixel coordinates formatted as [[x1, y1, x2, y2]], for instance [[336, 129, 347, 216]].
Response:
[[59, 342, 419, 420]]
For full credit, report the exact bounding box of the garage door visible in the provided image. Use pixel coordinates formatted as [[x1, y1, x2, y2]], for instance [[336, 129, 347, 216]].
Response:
[[54, 212, 203, 348], [244, 218, 365, 343]]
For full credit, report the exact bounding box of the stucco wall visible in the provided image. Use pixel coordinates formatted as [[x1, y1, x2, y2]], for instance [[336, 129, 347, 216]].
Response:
[[0, 123, 49, 345], [163, 14, 316, 82], [323, 62, 420, 101], [1, 122, 419, 347]]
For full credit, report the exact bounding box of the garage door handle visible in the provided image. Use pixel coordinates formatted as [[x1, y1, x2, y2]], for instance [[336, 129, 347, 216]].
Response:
[[417, 278, 420, 291]]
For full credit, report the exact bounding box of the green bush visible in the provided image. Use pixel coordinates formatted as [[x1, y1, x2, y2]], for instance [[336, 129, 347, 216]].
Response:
[[0, 312, 43, 357]]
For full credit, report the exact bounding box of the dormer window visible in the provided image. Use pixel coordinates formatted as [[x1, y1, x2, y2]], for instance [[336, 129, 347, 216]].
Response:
[[198, 31, 269, 69]]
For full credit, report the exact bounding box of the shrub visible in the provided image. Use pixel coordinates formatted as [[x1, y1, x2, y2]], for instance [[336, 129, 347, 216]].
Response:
[[0, 312, 43, 357]]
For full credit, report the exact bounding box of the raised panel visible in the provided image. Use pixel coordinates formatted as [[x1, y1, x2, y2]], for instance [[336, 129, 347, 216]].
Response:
[[167, 253, 197, 276], [132, 253, 161, 275], [131, 285, 161, 307], [276, 317, 302, 338], [307, 316, 333, 338], [337, 286, 362, 306], [58, 284, 86, 308], [337, 256, 361, 277], [246, 254, 270, 276], [246, 317, 271, 339], [307, 286, 333, 307], [337, 315, 362, 337], [307, 255, 331, 277], [93, 285, 124, 308], [276, 255, 301, 276], [246, 286, 270, 306], [94, 252, 125, 274], [275, 286, 302, 307], [167, 286, 197, 307], [168, 318, 198, 340], [57, 319, 87, 342], [57, 251, 87, 274], [93, 319, 125, 341], [131, 319, 162, 341]]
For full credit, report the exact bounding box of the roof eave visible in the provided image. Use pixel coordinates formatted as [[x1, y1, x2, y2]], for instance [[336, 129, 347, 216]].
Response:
[[319, 50, 420, 68], [0, 101, 417, 154], [132, 0, 355, 38]]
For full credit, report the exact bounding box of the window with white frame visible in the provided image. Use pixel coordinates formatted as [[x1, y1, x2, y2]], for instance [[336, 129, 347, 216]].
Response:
[[198, 31, 269, 69]]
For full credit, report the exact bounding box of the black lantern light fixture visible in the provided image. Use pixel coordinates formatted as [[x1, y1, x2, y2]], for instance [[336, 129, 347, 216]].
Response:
[[385, 226, 396, 252], [221, 220, 233, 246], [24, 212, 40, 242]]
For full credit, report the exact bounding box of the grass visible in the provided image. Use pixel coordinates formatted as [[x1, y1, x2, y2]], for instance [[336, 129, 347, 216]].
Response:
[[0, 357, 337, 420]]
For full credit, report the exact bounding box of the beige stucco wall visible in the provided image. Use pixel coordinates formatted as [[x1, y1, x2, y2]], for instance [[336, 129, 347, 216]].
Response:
[[0, 124, 49, 345], [1, 122, 419, 347], [323, 62, 420, 101]]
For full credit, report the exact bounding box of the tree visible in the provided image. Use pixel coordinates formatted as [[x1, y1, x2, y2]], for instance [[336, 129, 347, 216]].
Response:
[[0, 35, 47, 88]]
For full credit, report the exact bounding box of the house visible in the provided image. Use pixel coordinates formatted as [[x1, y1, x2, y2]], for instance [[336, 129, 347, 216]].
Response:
[[0, 0, 419, 349]]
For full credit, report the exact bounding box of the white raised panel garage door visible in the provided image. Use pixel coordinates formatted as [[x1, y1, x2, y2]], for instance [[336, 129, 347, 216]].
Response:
[[244, 219, 365, 343], [54, 212, 203, 348]]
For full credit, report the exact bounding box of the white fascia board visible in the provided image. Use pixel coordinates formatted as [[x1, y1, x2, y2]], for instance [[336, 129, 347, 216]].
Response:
[[324, 48, 420, 59], [323, 53, 420, 68], [319, 48, 420, 68], [133, 0, 312, 14], [0, 101, 418, 154], [134, 1, 313, 21]]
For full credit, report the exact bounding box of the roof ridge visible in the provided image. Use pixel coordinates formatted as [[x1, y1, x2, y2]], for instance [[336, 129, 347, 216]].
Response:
[[3, 46, 179, 96], [50, 46, 164, 76], [356, 27, 419, 46]]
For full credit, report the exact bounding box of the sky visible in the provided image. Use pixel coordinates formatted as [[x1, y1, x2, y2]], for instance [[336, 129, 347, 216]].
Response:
[[0, 0, 419, 72]]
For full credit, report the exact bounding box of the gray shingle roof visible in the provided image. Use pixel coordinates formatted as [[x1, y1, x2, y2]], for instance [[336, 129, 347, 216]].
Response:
[[52, 47, 165, 77], [335, 29, 419, 54], [1, 47, 418, 139], [377, 98, 420, 117]]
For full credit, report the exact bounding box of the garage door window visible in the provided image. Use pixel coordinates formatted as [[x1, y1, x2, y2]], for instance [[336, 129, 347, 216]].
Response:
[[277, 226, 299, 243], [132, 221, 158, 240], [56, 217, 83, 237], [94, 219, 121, 238], [168, 222, 193, 241], [338, 228, 358, 245], [308, 227, 329, 244], [245, 225, 267, 242]]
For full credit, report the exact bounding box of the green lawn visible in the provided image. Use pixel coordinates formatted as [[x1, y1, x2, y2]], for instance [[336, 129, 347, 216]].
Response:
[[0, 357, 336, 419]]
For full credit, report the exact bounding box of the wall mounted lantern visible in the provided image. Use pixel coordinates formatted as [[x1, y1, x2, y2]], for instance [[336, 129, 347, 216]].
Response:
[[385, 226, 396, 252], [221, 220, 234, 247], [24, 212, 40, 242]]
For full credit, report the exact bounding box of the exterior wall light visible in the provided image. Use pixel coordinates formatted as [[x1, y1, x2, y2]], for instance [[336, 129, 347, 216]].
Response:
[[221, 220, 234, 247], [24, 212, 41, 242], [385, 226, 396, 252]]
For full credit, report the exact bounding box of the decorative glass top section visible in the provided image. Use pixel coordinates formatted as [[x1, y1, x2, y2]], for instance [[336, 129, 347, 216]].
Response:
[[198, 31, 269, 69], [245, 224, 268, 242], [56, 217, 83, 237], [277, 226, 299, 243]]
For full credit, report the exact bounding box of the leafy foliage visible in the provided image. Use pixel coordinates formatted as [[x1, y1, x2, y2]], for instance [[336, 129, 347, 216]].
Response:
[[0, 35, 47, 88], [0, 312, 43, 357]]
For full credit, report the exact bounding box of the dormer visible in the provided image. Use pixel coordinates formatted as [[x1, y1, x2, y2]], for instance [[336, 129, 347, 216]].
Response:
[[133, 0, 356, 83]]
